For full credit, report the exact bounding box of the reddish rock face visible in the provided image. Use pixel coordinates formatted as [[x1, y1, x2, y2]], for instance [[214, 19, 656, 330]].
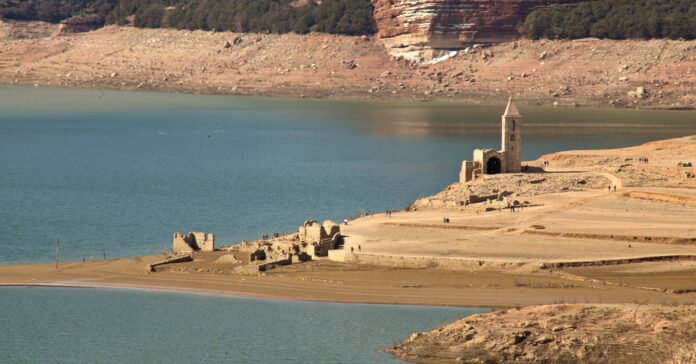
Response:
[[372, 0, 581, 48]]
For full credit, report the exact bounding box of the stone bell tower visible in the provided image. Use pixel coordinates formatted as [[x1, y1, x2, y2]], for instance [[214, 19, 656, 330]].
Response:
[[501, 97, 521, 173]]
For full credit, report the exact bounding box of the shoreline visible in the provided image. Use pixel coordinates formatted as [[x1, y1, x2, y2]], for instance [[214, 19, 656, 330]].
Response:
[[0, 282, 494, 310], [3, 22, 696, 111], [5, 79, 696, 112]]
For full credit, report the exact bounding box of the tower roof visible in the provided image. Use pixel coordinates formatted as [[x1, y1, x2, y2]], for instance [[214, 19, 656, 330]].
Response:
[[503, 97, 521, 117]]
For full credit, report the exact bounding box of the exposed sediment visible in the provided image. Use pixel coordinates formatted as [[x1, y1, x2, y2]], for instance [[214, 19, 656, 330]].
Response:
[[387, 304, 696, 364], [2, 21, 696, 109]]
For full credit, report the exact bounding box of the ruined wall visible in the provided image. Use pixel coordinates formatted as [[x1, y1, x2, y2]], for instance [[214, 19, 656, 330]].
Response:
[[172, 231, 215, 255], [298, 220, 340, 245], [372, 0, 582, 50]]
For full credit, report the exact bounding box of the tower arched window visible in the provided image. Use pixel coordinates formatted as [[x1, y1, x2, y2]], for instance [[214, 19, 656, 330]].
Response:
[[512, 120, 516, 131]]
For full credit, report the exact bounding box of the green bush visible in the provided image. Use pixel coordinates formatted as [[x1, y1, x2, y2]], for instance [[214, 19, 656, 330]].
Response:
[[0, 0, 376, 35], [523, 0, 696, 40]]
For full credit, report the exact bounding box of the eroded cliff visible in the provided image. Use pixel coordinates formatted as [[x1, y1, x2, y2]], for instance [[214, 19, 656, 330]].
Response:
[[372, 0, 581, 59]]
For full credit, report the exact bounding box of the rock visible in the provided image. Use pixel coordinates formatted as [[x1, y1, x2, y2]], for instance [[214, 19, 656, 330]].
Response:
[[539, 51, 548, 60], [513, 330, 531, 344], [343, 60, 357, 70], [536, 335, 554, 344], [408, 332, 423, 341]]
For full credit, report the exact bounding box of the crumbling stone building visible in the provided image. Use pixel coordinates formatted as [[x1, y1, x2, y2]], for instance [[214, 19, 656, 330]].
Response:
[[172, 232, 215, 255], [298, 220, 341, 257], [460, 97, 522, 182]]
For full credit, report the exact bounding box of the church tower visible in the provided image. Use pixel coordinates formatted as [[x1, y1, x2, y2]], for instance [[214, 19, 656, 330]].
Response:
[[501, 97, 521, 173]]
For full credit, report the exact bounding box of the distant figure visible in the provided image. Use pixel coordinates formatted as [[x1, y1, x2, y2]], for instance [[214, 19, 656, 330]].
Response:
[[344, 219, 348, 226], [511, 205, 516, 212], [358, 245, 361, 252], [350, 247, 354, 253], [608, 185, 612, 192], [614, 185, 617, 192]]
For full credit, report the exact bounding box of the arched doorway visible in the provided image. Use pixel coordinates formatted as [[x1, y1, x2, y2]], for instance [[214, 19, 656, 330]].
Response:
[[486, 157, 501, 175]]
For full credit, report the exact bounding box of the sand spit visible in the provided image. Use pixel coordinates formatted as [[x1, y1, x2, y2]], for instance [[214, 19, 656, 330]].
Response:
[[1, 135, 695, 363], [387, 304, 696, 364], [2, 20, 696, 109]]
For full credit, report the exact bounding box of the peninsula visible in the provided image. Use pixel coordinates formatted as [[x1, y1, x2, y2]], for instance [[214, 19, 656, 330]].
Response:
[[1, 102, 695, 362]]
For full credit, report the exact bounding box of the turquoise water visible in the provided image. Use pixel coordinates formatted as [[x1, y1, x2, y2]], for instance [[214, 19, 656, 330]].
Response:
[[2, 86, 696, 264], [0, 287, 483, 363]]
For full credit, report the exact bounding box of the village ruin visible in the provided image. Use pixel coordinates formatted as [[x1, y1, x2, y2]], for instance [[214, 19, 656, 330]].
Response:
[[460, 97, 522, 182], [172, 231, 215, 255], [150, 220, 343, 274]]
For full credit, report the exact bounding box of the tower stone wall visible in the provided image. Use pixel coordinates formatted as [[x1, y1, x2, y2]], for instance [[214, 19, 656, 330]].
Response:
[[459, 97, 522, 183], [501, 98, 522, 173]]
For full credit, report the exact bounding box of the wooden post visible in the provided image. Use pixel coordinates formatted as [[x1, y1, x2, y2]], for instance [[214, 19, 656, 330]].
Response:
[[55, 239, 60, 270]]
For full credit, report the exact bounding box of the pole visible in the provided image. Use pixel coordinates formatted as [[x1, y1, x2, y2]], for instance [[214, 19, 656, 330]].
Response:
[[55, 239, 60, 270]]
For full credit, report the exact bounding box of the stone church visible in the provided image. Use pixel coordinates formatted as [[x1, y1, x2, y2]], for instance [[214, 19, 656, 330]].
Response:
[[460, 97, 522, 183]]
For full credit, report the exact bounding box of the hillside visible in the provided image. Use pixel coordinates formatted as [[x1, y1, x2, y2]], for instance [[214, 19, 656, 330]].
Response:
[[2, 21, 696, 109], [388, 304, 696, 363]]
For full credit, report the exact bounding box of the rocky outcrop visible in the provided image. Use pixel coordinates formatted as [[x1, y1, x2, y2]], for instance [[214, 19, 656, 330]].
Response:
[[53, 14, 103, 36], [372, 0, 581, 59], [388, 304, 696, 364]]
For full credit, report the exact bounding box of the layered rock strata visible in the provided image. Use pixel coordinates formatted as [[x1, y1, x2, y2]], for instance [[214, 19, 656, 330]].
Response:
[[372, 0, 581, 60]]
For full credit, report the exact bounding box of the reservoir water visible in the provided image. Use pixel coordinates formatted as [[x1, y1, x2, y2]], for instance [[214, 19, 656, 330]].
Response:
[[0, 287, 483, 363], [1, 86, 696, 264]]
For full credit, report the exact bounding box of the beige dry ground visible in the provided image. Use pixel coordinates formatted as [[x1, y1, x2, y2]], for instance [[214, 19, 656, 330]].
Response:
[[2, 20, 696, 109], [387, 304, 696, 364]]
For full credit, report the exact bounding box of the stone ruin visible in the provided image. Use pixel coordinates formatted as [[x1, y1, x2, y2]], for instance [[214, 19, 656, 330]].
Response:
[[224, 220, 342, 275], [172, 232, 215, 255], [298, 220, 341, 257], [160, 220, 342, 275]]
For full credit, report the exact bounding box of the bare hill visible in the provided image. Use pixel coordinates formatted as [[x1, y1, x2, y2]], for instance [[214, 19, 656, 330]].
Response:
[[1, 21, 696, 108]]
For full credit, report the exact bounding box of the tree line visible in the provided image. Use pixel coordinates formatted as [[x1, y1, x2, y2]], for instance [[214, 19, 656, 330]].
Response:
[[0, 0, 375, 35], [524, 0, 696, 40]]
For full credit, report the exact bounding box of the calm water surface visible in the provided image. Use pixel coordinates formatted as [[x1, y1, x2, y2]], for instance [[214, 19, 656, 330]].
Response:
[[0, 287, 484, 363], [1, 86, 695, 264]]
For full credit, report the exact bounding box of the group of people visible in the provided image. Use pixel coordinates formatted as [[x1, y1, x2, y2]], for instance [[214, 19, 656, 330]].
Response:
[[638, 157, 649, 163], [350, 245, 362, 253], [261, 233, 281, 240], [608, 185, 618, 192], [542, 160, 551, 167], [385, 210, 394, 217]]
